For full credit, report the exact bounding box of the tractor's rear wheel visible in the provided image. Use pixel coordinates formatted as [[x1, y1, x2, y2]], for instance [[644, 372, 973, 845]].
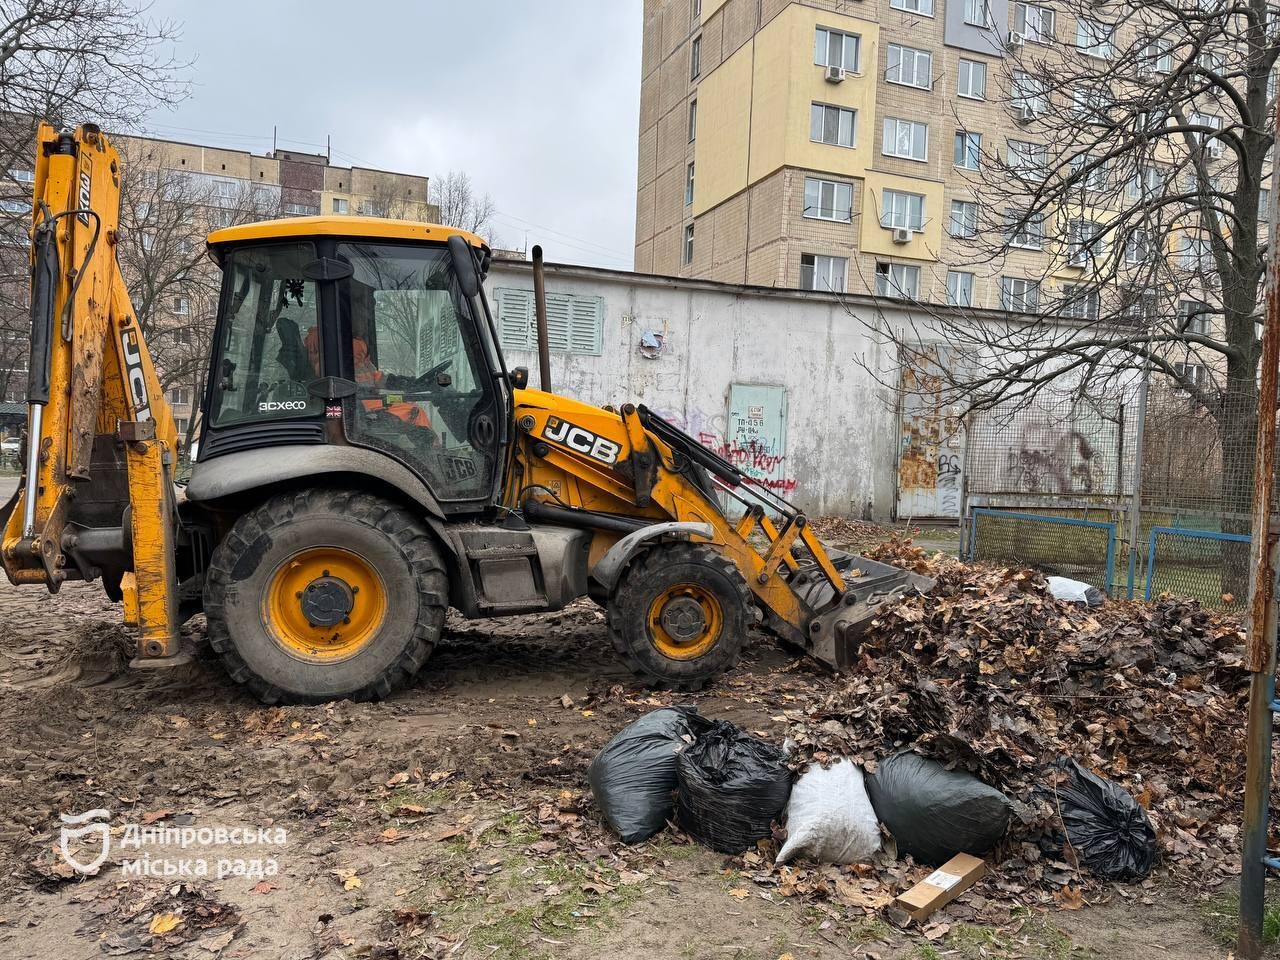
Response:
[[607, 542, 749, 690], [204, 488, 447, 704]]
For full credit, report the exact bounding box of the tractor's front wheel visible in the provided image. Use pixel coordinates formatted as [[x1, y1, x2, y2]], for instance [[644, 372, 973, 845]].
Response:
[[607, 542, 750, 690], [204, 488, 447, 704]]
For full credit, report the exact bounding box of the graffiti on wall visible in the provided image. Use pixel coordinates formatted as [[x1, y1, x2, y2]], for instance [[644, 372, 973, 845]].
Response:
[[1003, 428, 1104, 494], [654, 384, 798, 496], [897, 360, 965, 519]]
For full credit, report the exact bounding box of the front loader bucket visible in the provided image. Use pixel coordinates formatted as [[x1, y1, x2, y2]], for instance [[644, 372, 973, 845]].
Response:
[[795, 554, 935, 672]]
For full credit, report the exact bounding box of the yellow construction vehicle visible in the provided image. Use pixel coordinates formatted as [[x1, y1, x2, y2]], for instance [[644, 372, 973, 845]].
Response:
[[1, 124, 930, 703]]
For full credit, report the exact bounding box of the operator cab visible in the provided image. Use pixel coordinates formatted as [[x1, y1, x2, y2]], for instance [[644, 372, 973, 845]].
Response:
[[200, 217, 508, 514]]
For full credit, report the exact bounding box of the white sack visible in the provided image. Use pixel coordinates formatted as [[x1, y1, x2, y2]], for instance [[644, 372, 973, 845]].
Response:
[[776, 759, 880, 865]]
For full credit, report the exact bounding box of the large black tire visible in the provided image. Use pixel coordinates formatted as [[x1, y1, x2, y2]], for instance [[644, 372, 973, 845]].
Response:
[[607, 542, 750, 691], [203, 488, 447, 704]]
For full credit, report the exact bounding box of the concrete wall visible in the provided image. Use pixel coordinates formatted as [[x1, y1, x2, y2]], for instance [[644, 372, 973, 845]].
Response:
[[485, 260, 911, 518]]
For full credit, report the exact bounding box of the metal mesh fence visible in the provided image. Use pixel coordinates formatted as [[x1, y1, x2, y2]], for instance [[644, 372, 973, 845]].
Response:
[[969, 509, 1116, 591], [1145, 528, 1251, 613], [961, 374, 1266, 603]]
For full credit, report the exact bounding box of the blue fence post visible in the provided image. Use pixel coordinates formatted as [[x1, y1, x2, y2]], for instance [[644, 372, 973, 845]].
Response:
[[1144, 528, 1159, 601], [1104, 527, 1116, 598]]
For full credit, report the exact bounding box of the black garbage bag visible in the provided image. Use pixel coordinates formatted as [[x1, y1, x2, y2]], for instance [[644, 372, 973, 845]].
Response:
[[588, 706, 714, 844], [865, 752, 1013, 866], [675, 720, 792, 854], [1039, 758, 1157, 882]]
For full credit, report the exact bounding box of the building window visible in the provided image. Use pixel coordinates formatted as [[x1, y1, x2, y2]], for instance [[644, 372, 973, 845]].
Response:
[[947, 271, 975, 307], [172, 327, 193, 345], [954, 131, 981, 169], [1261, 187, 1272, 220], [957, 59, 987, 99], [1076, 17, 1116, 59], [1141, 38, 1173, 73], [949, 199, 978, 238], [1125, 227, 1154, 264], [1127, 165, 1166, 199], [692, 0, 701, 19], [1013, 3, 1055, 42], [685, 162, 695, 206], [1004, 208, 1044, 249], [175, 418, 189, 436], [1190, 112, 1224, 156], [803, 177, 853, 222], [800, 254, 848, 292], [683, 223, 695, 264], [1060, 285, 1100, 321], [172, 296, 190, 316], [890, 0, 934, 15], [963, 0, 991, 27], [283, 202, 320, 216], [1070, 155, 1109, 193], [1007, 140, 1046, 180], [1173, 361, 1207, 389], [10, 168, 34, 184], [875, 262, 921, 298], [815, 27, 861, 72], [810, 103, 857, 147], [1001, 277, 1040, 312], [688, 99, 698, 142], [690, 35, 702, 80], [1124, 287, 1160, 324], [1178, 300, 1213, 335], [495, 287, 605, 355], [168, 386, 192, 406], [880, 189, 925, 231], [1067, 219, 1104, 266], [886, 44, 933, 89], [0, 198, 26, 214], [1011, 71, 1049, 116], [882, 117, 928, 161], [332, 197, 349, 214], [1180, 232, 1213, 272]]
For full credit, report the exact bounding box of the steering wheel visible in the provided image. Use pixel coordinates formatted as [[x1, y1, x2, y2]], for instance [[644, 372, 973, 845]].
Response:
[[409, 358, 453, 390], [266, 379, 309, 403]]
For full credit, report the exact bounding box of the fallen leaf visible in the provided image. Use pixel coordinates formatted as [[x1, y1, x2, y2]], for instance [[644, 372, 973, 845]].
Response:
[[385, 771, 410, 787], [560, 694, 574, 708], [149, 913, 182, 935], [729, 888, 750, 900], [197, 930, 235, 953], [344, 876, 362, 891], [251, 880, 277, 894], [527, 718, 538, 726], [141, 809, 172, 825]]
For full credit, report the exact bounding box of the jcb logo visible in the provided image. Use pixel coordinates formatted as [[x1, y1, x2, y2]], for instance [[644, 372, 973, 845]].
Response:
[[542, 417, 621, 465], [120, 329, 151, 422]]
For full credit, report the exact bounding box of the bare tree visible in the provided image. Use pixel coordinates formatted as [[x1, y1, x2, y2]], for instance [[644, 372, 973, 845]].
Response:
[[430, 170, 498, 242], [115, 140, 279, 449], [0, 0, 189, 401], [869, 0, 1278, 557]]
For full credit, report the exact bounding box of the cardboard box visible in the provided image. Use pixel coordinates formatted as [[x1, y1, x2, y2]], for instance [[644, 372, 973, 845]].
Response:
[[894, 853, 987, 923]]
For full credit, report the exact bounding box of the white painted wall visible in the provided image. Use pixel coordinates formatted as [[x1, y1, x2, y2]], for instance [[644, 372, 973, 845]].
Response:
[[484, 261, 913, 518]]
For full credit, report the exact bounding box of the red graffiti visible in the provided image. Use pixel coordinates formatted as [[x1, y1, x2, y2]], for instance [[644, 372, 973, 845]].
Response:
[[695, 433, 797, 493]]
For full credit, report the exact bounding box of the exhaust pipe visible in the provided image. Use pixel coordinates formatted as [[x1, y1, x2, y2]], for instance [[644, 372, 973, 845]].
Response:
[[531, 245, 551, 392]]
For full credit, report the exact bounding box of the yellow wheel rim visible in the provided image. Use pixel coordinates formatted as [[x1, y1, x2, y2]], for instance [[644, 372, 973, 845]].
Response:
[[264, 546, 388, 663], [646, 583, 724, 661]]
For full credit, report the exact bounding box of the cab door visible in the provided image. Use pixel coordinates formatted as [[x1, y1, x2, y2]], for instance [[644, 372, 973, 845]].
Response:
[[335, 240, 505, 511]]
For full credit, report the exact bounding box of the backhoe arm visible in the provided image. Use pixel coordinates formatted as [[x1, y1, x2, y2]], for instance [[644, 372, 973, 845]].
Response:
[[0, 124, 183, 662]]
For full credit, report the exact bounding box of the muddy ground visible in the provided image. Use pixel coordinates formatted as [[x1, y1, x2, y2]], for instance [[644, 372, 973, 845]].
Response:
[[0, 499, 1259, 959]]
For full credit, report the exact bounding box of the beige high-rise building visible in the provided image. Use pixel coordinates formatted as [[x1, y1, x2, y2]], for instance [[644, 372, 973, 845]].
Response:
[[633, 0, 1239, 331], [637, 0, 1028, 301]]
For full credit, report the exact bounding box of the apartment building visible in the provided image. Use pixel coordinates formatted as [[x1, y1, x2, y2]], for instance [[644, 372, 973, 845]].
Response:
[[633, 0, 1251, 343], [0, 132, 440, 436]]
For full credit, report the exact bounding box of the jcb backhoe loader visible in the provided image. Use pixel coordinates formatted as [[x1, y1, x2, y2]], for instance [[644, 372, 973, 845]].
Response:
[[1, 124, 930, 703]]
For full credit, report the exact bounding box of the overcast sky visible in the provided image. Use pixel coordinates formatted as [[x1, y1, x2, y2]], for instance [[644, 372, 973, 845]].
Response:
[[143, 0, 642, 270]]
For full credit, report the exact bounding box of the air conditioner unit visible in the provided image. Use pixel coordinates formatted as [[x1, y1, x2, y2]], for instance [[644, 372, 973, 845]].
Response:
[[892, 227, 913, 244], [1068, 252, 1088, 267], [1015, 105, 1036, 124], [1206, 140, 1223, 159], [825, 64, 845, 83], [1007, 31, 1025, 49]]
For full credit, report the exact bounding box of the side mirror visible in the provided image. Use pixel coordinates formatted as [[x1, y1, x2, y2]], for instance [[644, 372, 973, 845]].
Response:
[[510, 366, 529, 389], [447, 234, 481, 299]]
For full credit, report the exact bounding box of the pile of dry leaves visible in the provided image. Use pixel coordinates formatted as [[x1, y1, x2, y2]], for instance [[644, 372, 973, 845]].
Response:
[[781, 536, 1255, 900]]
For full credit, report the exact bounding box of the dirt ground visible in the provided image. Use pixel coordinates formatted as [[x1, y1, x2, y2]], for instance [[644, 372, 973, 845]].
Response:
[[0, 547, 1260, 960]]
